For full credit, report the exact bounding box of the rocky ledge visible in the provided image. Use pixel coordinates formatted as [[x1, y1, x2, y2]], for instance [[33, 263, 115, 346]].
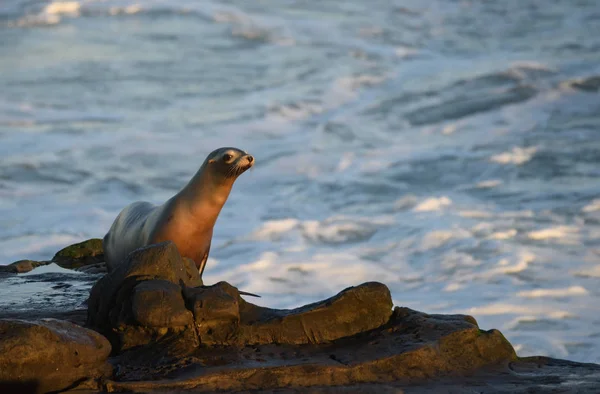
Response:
[[1, 240, 599, 393]]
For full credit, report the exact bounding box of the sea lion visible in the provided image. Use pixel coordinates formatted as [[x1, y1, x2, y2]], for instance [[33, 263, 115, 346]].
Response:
[[103, 147, 254, 277]]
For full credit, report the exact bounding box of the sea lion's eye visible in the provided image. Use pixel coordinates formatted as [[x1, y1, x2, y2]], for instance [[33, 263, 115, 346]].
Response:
[[223, 153, 233, 162]]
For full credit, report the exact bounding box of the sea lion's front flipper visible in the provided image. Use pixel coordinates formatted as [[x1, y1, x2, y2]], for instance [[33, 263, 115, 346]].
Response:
[[198, 244, 210, 278]]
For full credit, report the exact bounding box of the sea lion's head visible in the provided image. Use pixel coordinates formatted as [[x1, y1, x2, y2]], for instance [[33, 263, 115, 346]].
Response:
[[207, 147, 254, 179]]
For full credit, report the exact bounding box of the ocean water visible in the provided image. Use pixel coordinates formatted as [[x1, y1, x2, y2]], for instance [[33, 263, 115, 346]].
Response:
[[1, 0, 600, 363]]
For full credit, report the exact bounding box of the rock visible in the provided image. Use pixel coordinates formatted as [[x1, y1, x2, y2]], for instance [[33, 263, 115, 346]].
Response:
[[87, 242, 392, 351], [108, 356, 600, 393], [2, 305, 598, 393], [182, 281, 393, 346], [132, 280, 194, 328], [52, 238, 105, 269], [87, 241, 202, 351], [0, 318, 112, 394], [1, 239, 105, 274], [567, 75, 600, 92], [105, 307, 518, 392], [236, 281, 393, 345], [87, 239, 392, 351], [0, 259, 49, 274], [76, 241, 600, 392], [75, 262, 107, 274]]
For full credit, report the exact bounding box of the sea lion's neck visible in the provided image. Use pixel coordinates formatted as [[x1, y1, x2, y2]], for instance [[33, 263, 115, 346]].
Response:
[[179, 163, 234, 219]]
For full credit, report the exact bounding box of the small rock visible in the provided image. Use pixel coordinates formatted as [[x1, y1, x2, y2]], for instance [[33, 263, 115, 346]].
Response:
[[75, 262, 107, 274], [0, 318, 112, 394], [53, 238, 105, 269], [569, 75, 600, 92], [0, 260, 49, 274]]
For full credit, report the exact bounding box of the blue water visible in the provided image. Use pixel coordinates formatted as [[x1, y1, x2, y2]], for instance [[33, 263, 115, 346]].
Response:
[[1, 0, 600, 363]]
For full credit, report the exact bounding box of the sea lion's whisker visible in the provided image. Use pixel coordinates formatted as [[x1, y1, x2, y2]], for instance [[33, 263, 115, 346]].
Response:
[[227, 164, 239, 178], [225, 165, 234, 178], [227, 162, 249, 178]]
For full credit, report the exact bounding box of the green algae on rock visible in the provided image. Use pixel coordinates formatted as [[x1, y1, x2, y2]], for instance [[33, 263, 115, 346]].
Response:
[[0, 259, 49, 274], [52, 238, 105, 269]]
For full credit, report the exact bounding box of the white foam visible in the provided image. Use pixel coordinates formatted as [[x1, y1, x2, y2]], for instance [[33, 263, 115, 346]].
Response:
[[489, 252, 536, 275], [476, 179, 502, 189], [527, 226, 579, 244], [420, 230, 452, 250], [490, 147, 537, 165], [470, 222, 494, 234], [395, 46, 419, 58], [336, 152, 354, 172], [45, 1, 80, 15], [11, 13, 61, 26], [19, 263, 82, 276], [267, 102, 323, 122], [441, 251, 480, 269], [466, 303, 572, 318], [443, 283, 464, 292], [251, 219, 300, 240], [517, 286, 588, 298], [511, 61, 556, 73], [499, 210, 535, 219], [582, 199, 600, 213], [109, 5, 142, 15], [548, 310, 576, 319], [359, 158, 391, 174], [336, 75, 387, 91], [488, 229, 517, 240], [413, 196, 452, 212], [575, 265, 600, 278], [204, 250, 399, 308], [213, 10, 246, 23], [232, 25, 269, 40], [441, 124, 457, 135], [504, 315, 539, 330], [10, 0, 82, 26], [325, 74, 387, 107], [248, 216, 392, 245], [302, 217, 388, 245], [459, 210, 493, 218]]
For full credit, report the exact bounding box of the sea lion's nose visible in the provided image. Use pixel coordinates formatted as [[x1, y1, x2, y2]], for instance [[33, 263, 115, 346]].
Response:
[[247, 155, 254, 163]]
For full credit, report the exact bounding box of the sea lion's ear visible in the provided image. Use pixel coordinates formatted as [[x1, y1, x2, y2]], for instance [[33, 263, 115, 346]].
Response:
[[208, 159, 216, 164]]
